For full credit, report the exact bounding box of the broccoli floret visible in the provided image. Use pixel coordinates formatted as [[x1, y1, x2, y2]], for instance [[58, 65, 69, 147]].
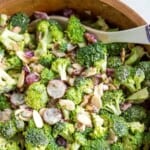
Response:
[[14, 119, 25, 132], [0, 94, 10, 110], [126, 87, 149, 103], [106, 43, 128, 56], [66, 15, 85, 44], [107, 56, 122, 69], [5, 55, 22, 71], [25, 82, 48, 110], [0, 68, 16, 94], [122, 132, 144, 150], [76, 42, 107, 70], [0, 28, 25, 51], [136, 61, 150, 86], [0, 120, 17, 139], [101, 90, 125, 115], [0, 136, 20, 150], [65, 87, 83, 104], [110, 115, 128, 137], [143, 132, 150, 150], [35, 20, 51, 56], [8, 12, 30, 33], [122, 105, 147, 122], [39, 53, 55, 68], [49, 19, 64, 42], [90, 113, 107, 139], [125, 46, 145, 65], [81, 138, 110, 150], [57, 40, 68, 52], [74, 77, 93, 94], [111, 142, 124, 150], [0, 14, 8, 27], [24, 128, 49, 150], [74, 132, 87, 146], [40, 68, 56, 84], [53, 122, 75, 142], [114, 66, 145, 93], [51, 58, 70, 81], [128, 122, 145, 134]]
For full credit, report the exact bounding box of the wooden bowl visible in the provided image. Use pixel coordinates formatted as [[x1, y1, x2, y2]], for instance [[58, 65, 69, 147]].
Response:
[[0, 0, 149, 50]]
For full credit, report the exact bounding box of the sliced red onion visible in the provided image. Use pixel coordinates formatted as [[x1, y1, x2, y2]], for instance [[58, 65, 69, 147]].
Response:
[[84, 32, 97, 43], [10, 92, 24, 106], [63, 8, 74, 17], [24, 51, 34, 58], [106, 68, 115, 77], [23, 65, 31, 75], [25, 72, 40, 85], [120, 102, 132, 111], [34, 11, 49, 19]]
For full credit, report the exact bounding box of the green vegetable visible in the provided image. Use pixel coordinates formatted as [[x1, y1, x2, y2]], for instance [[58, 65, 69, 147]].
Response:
[[114, 66, 145, 93], [0, 94, 10, 110], [25, 82, 48, 110], [101, 90, 125, 115], [51, 58, 70, 81], [9, 12, 30, 33], [122, 105, 147, 122], [66, 15, 85, 44], [111, 142, 124, 150], [40, 68, 56, 84], [76, 42, 107, 70], [107, 56, 122, 68]]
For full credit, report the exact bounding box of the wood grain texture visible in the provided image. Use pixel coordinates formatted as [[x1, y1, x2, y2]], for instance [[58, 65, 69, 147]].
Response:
[[0, 0, 149, 50]]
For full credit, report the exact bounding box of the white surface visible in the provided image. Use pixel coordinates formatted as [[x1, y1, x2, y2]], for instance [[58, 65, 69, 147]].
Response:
[[122, 0, 150, 23]]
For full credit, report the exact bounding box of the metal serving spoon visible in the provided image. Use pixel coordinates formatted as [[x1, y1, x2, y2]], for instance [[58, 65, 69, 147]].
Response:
[[49, 15, 150, 44]]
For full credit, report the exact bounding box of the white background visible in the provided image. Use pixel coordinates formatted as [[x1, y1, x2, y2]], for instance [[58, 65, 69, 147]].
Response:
[[122, 0, 150, 23]]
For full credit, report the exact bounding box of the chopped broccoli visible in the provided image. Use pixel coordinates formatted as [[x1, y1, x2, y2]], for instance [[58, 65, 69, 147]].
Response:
[[136, 61, 150, 87], [90, 113, 107, 139], [66, 15, 85, 44], [122, 132, 144, 150], [49, 19, 64, 42], [143, 132, 150, 150], [128, 122, 145, 134], [0, 68, 16, 94], [39, 52, 55, 68], [122, 105, 147, 122], [81, 138, 110, 150], [0, 120, 17, 139], [76, 42, 107, 70], [126, 87, 149, 103], [24, 128, 49, 150], [53, 122, 75, 143], [40, 68, 56, 84], [0, 136, 20, 150], [74, 77, 93, 94], [65, 87, 83, 104], [4, 55, 22, 71], [114, 66, 145, 93], [125, 46, 145, 65], [0, 94, 10, 110], [8, 12, 30, 33], [14, 119, 25, 132], [111, 142, 124, 150], [106, 43, 128, 56], [35, 20, 51, 56], [74, 132, 87, 146], [101, 90, 125, 115], [110, 115, 128, 137], [51, 58, 70, 81], [107, 56, 122, 69], [25, 82, 48, 110], [0, 28, 25, 51]]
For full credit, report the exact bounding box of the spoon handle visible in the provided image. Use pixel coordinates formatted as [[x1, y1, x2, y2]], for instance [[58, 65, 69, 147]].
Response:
[[89, 24, 150, 44]]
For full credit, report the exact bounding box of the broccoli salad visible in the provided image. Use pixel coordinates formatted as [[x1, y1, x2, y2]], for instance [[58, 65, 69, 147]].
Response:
[[0, 10, 150, 150]]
